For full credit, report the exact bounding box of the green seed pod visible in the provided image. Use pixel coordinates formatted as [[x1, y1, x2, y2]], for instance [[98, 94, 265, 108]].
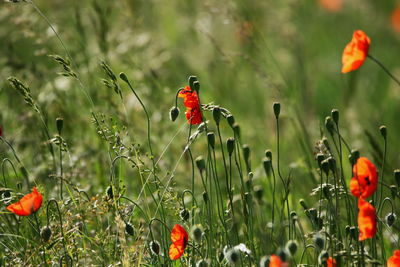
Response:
[[226, 114, 235, 128], [314, 234, 325, 251], [233, 123, 241, 139], [125, 223, 135, 236], [265, 149, 272, 160], [40, 226, 52, 242], [180, 208, 190, 221], [345, 225, 350, 236], [316, 153, 325, 167], [149, 240, 160, 255], [325, 116, 335, 134], [169, 106, 180, 122], [285, 240, 298, 256], [191, 225, 203, 243], [195, 156, 206, 172], [56, 117, 64, 135], [349, 149, 360, 165], [322, 184, 330, 199], [328, 157, 336, 172], [390, 185, 397, 199], [263, 157, 272, 177], [226, 137, 235, 156], [299, 199, 308, 210], [277, 248, 288, 262], [188, 76, 198, 89], [273, 102, 281, 119], [202, 191, 208, 203], [331, 109, 339, 125], [213, 107, 221, 125], [193, 81, 200, 93], [322, 137, 330, 151], [318, 250, 329, 264], [386, 213, 397, 227], [380, 125, 387, 139], [394, 169, 400, 187], [259, 256, 270, 267], [106, 185, 113, 199], [207, 132, 215, 149], [308, 208, 318, 220], [321, 159, 330, 176], [243, 144, 250, 164]]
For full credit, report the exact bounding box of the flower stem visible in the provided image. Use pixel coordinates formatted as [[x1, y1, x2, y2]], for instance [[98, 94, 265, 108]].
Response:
[[368, 54, 400, 87]]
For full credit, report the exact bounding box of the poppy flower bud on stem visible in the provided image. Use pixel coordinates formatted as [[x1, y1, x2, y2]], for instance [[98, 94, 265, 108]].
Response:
[[394, 169, 400, 187], [195, 156, 206, 172], [179, 209, 190, 221], [325, 116, 335, 134], [56, 117, 63, 135], [318, 250, 329, 264], [331, 109, 339, 125], [349, 149, 360, 165], [226, 114, 235, 128], [265, 149, 273, 160], [169, 106, 180, 122], [314, 234, 325, 251], [226, 137, 235, 156], [263, 157, 272, 177], [202, 191, 208, 203], [149, 240, 160, 255], [321, 159, 330, 176], [380, 125, 387, 139], [386, 213, 396, 227], [106, 185, 113, 199], [349, 226, 358, 241], [328, 157, 336, 172], [191, 224, 203, 243], [188, 76, 198, 89], [254, 185, 264, 201], [213, 107, 221, 125], [390, 185, 397, 199], [40, 226, 52, 242], [273, 102, 281, 119], [125, 223, 135, 236], [286, 240, 298, 256], [207, 132, 215, 149], [233, 123, 241, 139], [299, 199, 308, 210], [193, 81, 200, 93], [243, 144, 250, 162], [316, 153, 325, 167]]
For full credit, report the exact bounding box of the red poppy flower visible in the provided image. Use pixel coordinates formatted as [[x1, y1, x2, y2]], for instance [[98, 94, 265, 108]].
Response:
[[357, 198, 377, 241], [342, 30, 370, 73], [319, 0, 342, 12], [388, 250, 400, 267], [327, 257, 337, 267], [6, 187, 43, 216], [178, 86, 202, 125], [350, 157, 378, 199], [169, 224, 188, 260], [391, 7, 400, 33], [269, 255, 289, 267]]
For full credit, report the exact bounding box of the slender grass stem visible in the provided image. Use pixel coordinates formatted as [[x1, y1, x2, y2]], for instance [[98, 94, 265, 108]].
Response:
[[368, 54, 400, 87]]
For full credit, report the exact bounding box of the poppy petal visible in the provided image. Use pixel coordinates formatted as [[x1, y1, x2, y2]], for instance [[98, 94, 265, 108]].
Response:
[[357, 198, 377, 241], [388, 250, 400, 267], [6, 187, 43, 216]]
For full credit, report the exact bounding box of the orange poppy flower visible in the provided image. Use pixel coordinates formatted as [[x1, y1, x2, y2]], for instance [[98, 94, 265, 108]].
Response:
[[391, 7, 400, 33], [342, 30, 370, 73], [357, 198, 377, 241], [169, 224, 188, 260], [350, 157, 378, 199], [319, 0, 343, 12], [6, 187, 43, 216], [178, 86, 202, 125], [269, 255, 289, 267], [388, 250, 400, 267], [327, 257, 337, 267]]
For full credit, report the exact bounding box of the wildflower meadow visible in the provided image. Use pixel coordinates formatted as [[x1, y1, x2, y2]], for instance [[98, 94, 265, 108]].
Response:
[[1, 0, 400, 266]]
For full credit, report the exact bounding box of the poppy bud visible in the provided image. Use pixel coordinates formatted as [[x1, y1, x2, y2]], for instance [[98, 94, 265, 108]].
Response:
[[244, 192, 252, 207], [191, 224, 203, 243], [106, 185, 113, 199], [40, 226, 52, 242], [321, 159, 330, 176], [325, 116, 335, 134], [262, 157, 272, 177], [226, 114, 235, 128], [169, 106, 180, 122], [213, 107, 221, 125], [349, 149, 360, 165], [2, 190, 11, 199], [195, 156, 206, 172], [299, 199, 308, 210], [273, 102, 281, 119], [149, 240, 160, 255], [225, 248, 240, 264], [259, 256, 270, 267], [207, 132, 215, 149], [202, 191, 208, 203], [179, 208, 190, 221], [308, 208, 318, 220], [328, 157, 336, 172], [322, 184, 330, 199], [265, 149, 272, 160], [386, 213, 397, 227], [349, 226, 358, 241], [314, 234, 325, 251], [226, 137, 235, 156], [254, 185, 264, 201], [196, 259, 209, 267], [193, 81, 200, 93], [119, 72, 129, 83], [394, 169, 400, 187], [233, 123, 241, 139], [331, 109, 339, 125], [345, 225, 350, 236], [316, 153, 325, 167], [390, 185, 397, 199], [243, 144, 250, 166], [318, 250, 329, 264], [277, 248, 288, 262], [188, 75, 198, 89], [285, 240, 298, 256], [322, 137, 331, 152], [56, 117, 64, 135], [125, 223, 135, 236], [379, 125, 387, 139]]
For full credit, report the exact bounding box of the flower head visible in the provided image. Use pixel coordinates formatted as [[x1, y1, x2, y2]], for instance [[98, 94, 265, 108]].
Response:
[[268, 255, 289, 267], [6, 187, 43, 216], [388, 250, 400, 267], [327, 257, 337, 267], [350, 157, 378, 199], [319, 0, 342, 12], [178, 86, 202, 125], [169, 224, 188, 260], [357, 198, 377, 241], [342, 30, 370, 73], [391, 7, 400, 33]]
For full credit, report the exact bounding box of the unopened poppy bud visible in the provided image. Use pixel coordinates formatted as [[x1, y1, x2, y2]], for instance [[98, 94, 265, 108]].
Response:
[[316, 153, 325, 167], [394, 169, 400, 187], [386, 213, 397, 227], [225, 248, 240, 264], [195, 156, 206, 172], [265, 149, 272, 160], [273, 102, 281, 119], [207, 132, 215, 149], [308, 208, 318, 220], [290, 211, 297, 219], [169, 106, 180, 122], [325, 116, 335, 134], [56, 117, 63, 135], [226, 137, 235, 156], [179, 208, 190, 221], [379, 125, 387, 139], [191, 224, 203, 243], [277, 248, 288, 262], [321, 159, 330, 175], [322, 184, 330, 199], [233, 123, 241, 139], [331, 109, 339, 124], [285, 240, 298, 256], [106, 185, 113, 199], [188, 75, 198, 89], [322, 137, 330, 152], [390, 185, 397, 199], [318, 250, 329, 264], [149, 240, 160, 255], [226, 114, 235, 128], [2, 190, 10, 198], [193, 81, 200, 93], [349, 149, 360, 165], [263, 157, 272, 177], [202, 191, 208, 203], [196, 259, 209, 267], [40, 226, 52, 242], [349, 226, 358, 241], [314, 234, 325, 251], [259, 256, 270, 267], [213, 107, 221, 125], [125, 223, 135, 236], [244, 192, 252, 207], [254, 185, 264, 201], [299, 199, 308, 210], [345, 225, 350, 236], [243, 144, 250, 165], [327, 157, 336, 172]]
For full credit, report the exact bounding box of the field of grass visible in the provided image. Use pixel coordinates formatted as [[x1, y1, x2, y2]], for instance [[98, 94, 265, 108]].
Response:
[[1, 0, 400, 266]]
